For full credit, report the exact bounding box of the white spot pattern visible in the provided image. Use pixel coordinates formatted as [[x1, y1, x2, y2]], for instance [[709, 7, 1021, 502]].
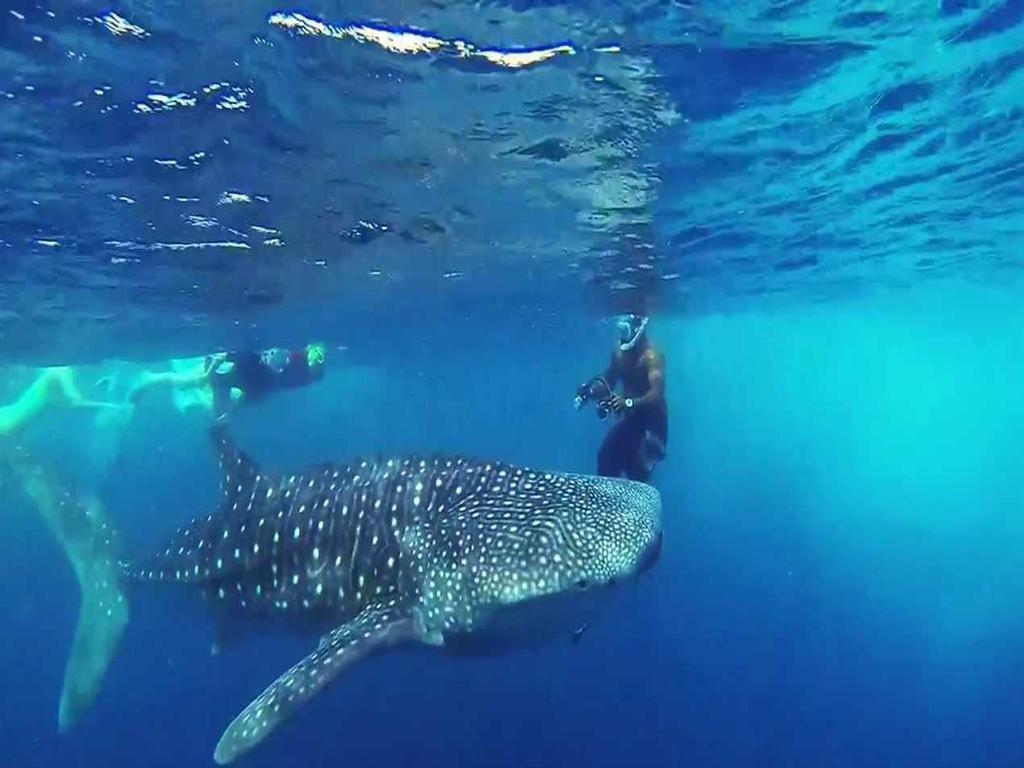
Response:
[[119, 429, 662, 765]]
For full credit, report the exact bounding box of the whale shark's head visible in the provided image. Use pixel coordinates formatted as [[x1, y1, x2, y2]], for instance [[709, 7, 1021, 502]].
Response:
[[486, 473, 662, 596], [542, 475, 663, 590], [433, 472, 662, 650]]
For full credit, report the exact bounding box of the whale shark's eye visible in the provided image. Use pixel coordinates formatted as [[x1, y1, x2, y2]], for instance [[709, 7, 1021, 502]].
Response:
[[575, 579, 590, 590]]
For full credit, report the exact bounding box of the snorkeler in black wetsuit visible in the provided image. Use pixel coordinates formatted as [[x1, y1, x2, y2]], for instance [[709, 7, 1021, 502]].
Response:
[[576, 314, 667, 482], [128, 343, 327, 418], [207, 345, 325, 415]]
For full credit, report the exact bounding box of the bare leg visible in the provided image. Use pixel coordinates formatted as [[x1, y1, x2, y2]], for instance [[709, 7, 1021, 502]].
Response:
[[0, 368, 72, 436], [127, 359, 212, 404], [0, 367, 130, 437], [46, 367, 125, 412]]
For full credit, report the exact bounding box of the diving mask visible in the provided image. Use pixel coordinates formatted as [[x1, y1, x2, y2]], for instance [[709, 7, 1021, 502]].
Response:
[[616, 314, 648, 352]]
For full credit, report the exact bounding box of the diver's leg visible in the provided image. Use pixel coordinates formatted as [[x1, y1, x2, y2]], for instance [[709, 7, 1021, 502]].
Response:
[[0, 367, 133, 436], [47, 367, 87, 406], [0, 376, 48, 435], [651, 405, 668, 451], [620, 419, 652, 481], [127, 366, 209, 404], [628, 434, 666, 482], [0, 368, 76, 436], [626, 454, 650, 482], [597, 425, 621, 477], [598, 418, 638, 478], [129, 355, 221, 405], [632, 404, 668, 478], [126, 370, 169, 403], [46, 367, 123, 412], [637, 408, 668, 480]]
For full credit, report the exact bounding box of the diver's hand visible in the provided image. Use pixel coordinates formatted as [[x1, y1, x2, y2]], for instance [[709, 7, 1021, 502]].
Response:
[[609, 394, 629, 413]]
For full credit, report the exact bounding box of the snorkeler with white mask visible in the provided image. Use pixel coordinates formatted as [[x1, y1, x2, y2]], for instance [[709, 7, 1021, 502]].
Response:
[[574, 314, 667, 482]]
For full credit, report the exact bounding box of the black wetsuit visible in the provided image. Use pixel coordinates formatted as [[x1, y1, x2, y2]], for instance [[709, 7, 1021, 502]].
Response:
[[209, 350, 315, 414], [597, 355, 668, 483]]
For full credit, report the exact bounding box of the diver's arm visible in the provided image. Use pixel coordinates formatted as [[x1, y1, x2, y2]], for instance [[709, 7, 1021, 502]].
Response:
[[631, 352, 665, 407], [609, 352, 665, 413]]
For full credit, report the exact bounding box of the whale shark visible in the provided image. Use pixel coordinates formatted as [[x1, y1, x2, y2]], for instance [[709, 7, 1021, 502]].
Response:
[[0, 445, 128, 733], [23, 428, 663, 763]]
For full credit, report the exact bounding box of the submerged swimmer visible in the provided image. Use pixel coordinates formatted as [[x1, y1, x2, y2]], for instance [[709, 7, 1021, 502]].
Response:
[[575, 314, 667, 482], [0, 367, 123, 437], [128, 343, 327, 417]]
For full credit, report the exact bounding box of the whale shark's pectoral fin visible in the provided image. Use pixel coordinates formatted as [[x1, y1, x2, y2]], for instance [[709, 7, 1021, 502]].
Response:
[[213, 603, 417, 765]]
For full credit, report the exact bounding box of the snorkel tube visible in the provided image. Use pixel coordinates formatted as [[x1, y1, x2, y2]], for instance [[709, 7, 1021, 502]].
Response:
[[617, 314, 648, 352]]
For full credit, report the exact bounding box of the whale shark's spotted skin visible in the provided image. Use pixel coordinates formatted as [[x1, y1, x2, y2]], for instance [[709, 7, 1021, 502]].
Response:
[[0, 447, 128, 733], [123, 428, 662, 764]]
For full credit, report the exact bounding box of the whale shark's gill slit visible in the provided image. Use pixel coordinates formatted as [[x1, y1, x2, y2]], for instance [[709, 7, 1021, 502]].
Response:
[[213, 604, 416, 765]]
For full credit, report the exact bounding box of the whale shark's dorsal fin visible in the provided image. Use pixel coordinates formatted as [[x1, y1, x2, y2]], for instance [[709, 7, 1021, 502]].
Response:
[[213, 603, 418, 764], [124, 429, 279, 588], [209, 426, 264, 508]]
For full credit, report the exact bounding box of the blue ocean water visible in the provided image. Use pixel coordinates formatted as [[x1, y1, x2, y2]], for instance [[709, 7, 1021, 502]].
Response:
[[3, 2, 1024, 767]]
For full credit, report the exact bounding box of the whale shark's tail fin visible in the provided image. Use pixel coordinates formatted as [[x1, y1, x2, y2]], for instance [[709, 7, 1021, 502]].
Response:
[[55, 488, 129, 732], [0, 446, 128, 732]]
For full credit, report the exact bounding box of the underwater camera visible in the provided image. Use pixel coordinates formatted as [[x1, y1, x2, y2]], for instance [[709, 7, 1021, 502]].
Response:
[[574, 376, 615, 419]]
